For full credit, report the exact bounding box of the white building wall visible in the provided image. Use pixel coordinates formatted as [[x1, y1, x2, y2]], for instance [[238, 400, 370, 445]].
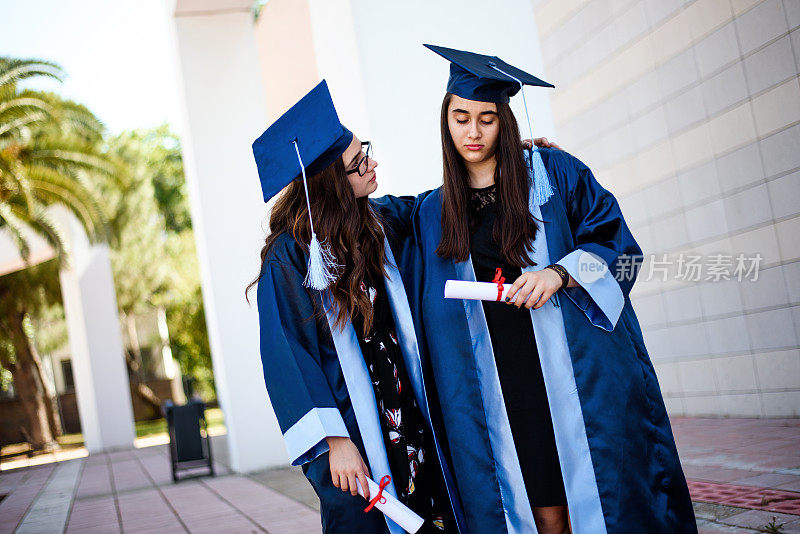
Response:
[[532, 0, 800, 417], [307, 0, 557, 197]]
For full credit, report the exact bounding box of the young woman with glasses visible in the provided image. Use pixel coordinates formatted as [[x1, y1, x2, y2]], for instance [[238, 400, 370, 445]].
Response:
[[248, 82, 460, 533]]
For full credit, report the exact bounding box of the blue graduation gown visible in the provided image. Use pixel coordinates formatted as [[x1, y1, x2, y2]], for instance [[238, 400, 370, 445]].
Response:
[[412, 148, 697, 534], [256, 196, 466, 534]]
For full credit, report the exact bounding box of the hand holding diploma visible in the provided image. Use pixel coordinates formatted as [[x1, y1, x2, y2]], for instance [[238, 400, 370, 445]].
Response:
[[504, 268, 567, 309], [445, 267, 568, 309], [357, 475, 425, 533], [444, 280, 512, 301], [444, 267, 510, 302], [326, 436, 371, 498]]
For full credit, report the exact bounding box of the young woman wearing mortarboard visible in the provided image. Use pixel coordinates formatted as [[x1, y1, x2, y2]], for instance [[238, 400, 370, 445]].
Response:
[[408, 45, 698, 534], [247, 80, 459, 534]]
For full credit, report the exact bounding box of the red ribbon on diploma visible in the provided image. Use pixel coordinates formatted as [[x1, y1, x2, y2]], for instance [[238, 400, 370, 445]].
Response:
[[492, 267, 505, 301], [364, 475, 391, 513]]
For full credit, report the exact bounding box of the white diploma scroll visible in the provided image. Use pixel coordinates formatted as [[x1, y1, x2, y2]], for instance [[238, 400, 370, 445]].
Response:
[[444, 279, 513, 302], [357, 477, 424, 533]]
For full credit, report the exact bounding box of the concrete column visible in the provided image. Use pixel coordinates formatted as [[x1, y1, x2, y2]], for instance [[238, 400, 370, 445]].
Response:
[[166, 0, 285, 472], [55, 207, 135, 453]]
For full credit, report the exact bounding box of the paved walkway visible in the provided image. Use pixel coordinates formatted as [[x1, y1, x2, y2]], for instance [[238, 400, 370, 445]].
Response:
[[674, 417, 800, 533], [0, 435, 320, 534], [0, 417, 797, 533]]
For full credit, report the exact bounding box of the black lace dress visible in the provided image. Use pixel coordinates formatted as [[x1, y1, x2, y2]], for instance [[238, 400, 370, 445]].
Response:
[[352, 272, 454, 532], [468, 183, 568, 508]]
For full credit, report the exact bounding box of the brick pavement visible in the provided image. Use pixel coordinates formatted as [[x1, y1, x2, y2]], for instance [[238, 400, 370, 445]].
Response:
[[0, 418, 798, 533], [0, 435, 321, 534], [672, 417, 800, 533]]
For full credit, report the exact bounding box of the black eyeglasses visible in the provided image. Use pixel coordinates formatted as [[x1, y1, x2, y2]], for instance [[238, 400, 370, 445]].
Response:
[[345, 141, 373, 176]]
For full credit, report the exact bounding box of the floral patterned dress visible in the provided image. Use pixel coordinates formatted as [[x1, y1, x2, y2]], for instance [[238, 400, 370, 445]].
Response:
[[352, 272, 453, 533]]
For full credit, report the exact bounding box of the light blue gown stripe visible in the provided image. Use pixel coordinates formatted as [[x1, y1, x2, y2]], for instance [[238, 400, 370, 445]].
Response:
[[453, 259, 538, 534], [382, 240, 466, 532], [526, 198, 607, 534], [284, 407, 350, 466], [556, 249, 624, 332], [382, 240, 431, 423], [323, 305, 404, 534]]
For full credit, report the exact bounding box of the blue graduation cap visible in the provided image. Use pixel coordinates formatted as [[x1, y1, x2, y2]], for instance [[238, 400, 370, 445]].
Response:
[[252, 80, 352, 290], [253, 80, 353, 202], [423, 44, 554, 104], [424, 44, 556, 206]]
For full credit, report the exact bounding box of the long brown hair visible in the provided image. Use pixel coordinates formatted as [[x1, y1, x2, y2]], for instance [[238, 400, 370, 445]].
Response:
[[435, 92, 539, 266], [245, 157, 386, 335]]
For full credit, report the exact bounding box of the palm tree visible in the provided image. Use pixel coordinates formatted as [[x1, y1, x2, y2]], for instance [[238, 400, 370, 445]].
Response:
[[0, 57, 119, 449], [0, 260, 63, 449], [0, 58, 111, 261]]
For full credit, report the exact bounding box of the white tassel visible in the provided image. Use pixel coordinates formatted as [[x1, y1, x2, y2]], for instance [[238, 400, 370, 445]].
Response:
[[488, 63, 554, 206], [304, 232, 340, 290], [530, 148, 554, 206], [292, 140, 340, 290]]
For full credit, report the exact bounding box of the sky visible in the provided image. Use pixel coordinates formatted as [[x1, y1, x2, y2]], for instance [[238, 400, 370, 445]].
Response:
[[0, 0, 181, 134]]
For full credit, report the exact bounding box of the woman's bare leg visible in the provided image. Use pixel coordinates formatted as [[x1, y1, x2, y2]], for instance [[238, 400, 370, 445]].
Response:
[[533, 505, 570, 534]]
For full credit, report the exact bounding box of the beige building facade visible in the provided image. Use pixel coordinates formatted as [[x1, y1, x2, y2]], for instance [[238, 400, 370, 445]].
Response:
[[532, 0, 800, 417]]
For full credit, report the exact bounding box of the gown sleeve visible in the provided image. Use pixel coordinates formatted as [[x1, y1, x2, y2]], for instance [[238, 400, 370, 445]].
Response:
[[545, 150, 643, 332], [370, 192, 433, 304], [370, 194, 417, 244], [256, 255, 349, 466]]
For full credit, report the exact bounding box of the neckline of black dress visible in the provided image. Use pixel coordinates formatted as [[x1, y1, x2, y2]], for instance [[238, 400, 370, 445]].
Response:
[[469, 183, 497, 214], [469, 182, 496, 192]]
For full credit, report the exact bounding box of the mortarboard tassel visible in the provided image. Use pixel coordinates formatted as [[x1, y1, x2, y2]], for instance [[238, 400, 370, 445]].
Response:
[[530, 148, 554, 207], [488, 63, 554, 207], [293, 140, 340, 290], [306, 231, 339, 290]]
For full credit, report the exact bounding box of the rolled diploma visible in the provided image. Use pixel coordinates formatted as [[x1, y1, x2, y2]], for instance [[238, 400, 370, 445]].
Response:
[[444, 279, 513, 301], [356, 477, 424, 533]]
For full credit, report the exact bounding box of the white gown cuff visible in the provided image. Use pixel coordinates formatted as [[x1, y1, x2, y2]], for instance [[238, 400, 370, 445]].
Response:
[[556, 249, 624, 331], [283, 407, 349, 466]]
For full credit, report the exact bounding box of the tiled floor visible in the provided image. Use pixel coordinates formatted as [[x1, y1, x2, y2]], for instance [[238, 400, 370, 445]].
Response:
[[0, 417, 798, 533]]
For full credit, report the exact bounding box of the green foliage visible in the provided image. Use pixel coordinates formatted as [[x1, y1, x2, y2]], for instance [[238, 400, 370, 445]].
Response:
[[0, 58, 117, 407], [104, 126, 214, 401], [761, 516, 785, 533], [0, 258, 61, 370], [253, 0, 270, 21], [0, 259, 65, 393], [30, 302, 67, 355], [104, 129, 174, 316], [166, 285, 215, 401], [106, 125, 191, 234], [0, 58, 117, 267], [0, 259, 61, 320], [0, 56, 216, 405], [0, 365, 12, 392], [149, 128, 191, 234], [135, 407, 225, 439]]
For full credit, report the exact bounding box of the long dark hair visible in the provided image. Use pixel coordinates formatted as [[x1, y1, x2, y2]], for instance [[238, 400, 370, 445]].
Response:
[[435, 92, 538, 266], [245, 157, 386, 335]]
